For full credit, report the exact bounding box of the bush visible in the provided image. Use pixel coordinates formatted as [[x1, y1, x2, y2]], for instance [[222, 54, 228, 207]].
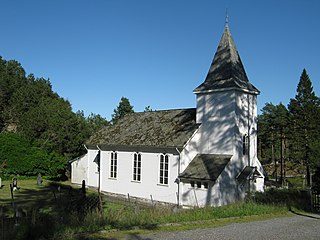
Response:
[[252, 188, 311, 211], [0, 132, 66, 178]]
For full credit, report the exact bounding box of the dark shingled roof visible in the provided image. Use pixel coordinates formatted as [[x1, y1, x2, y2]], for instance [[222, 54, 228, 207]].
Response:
[[87, 108, 199, 148], [179, 154, 232, 181], [194, 25, 259, 94], [237, 166, 262, 182]]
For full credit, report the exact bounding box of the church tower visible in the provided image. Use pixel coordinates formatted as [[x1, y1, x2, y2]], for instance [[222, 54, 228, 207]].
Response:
[[193, 20, 260, 168]]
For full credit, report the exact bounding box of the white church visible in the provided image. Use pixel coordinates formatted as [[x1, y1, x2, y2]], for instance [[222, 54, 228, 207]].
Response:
[[71, 22, 265, 207]]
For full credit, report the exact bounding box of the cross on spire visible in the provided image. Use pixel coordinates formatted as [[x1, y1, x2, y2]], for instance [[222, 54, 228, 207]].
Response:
[[225, 9, 229, 26]]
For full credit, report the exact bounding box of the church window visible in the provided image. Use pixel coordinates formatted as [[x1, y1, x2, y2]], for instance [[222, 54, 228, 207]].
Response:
[[243, 134, 249, 155], [133, 153, 141, 182], [190, 181, 209, 189], [110, 152, 117, 179], [159, 154, 169, 185]]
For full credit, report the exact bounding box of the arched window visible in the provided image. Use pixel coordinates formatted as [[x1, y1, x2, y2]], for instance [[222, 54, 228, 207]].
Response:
[[243, 134, 249, 155], [133, 153, 141, 182], [110, 151, 117, 179], [159, 154, 169, 185]]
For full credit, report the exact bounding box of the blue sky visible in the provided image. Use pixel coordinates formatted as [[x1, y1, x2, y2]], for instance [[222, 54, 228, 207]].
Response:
[[1, 1, 319, 120]]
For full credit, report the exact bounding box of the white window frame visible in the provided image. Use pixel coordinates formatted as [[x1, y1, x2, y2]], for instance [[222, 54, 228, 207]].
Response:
[[110, 151, 117, 179], [159, 154, 169, 185], [133, 152, 141, 182]]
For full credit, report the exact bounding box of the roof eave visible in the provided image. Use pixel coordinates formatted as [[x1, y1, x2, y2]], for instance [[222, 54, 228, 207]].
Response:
[[179, 177, 216, 182], [85, 144, 183, 154], [193, 87, 260, 95]]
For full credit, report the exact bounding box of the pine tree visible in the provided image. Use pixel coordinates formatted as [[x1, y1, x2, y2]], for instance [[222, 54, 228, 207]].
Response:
[[288, 69, 320, 186], [86, 112, 110, 133], [258, 102, 289, 184], [111, 97, 134, 124]]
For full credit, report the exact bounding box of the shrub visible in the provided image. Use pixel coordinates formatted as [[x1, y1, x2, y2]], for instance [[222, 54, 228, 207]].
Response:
[[252, 188, 311, 211], [0, 132, 65, 178]]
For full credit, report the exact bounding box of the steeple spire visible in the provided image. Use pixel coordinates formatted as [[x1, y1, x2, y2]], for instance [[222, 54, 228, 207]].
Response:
[[193, 21, 259, 94]]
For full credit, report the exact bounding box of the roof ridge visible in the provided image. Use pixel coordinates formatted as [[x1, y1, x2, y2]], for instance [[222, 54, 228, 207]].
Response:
[[134, 107, 196, 114]]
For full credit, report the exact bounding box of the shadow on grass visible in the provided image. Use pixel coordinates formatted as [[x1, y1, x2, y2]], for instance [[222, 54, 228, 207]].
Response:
[[0, 181, 97, 239], [0, 180, 165, 240], [0, 181, 160, 240], [76, 233, 153, 240], [289, 209, 320, 220]]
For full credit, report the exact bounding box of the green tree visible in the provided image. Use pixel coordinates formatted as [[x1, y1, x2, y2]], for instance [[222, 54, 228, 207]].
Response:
[[0, 132, 65, 178], [111, 97, 134, 124], [288, 69, 320, 186], [19, 97, 91, 159], [86, 112, 110, 134], [4, 74, 56, 126], [258, 103, 277, 163], [258, 103, 289, 183], [274, 103, 289, 184], [0, 55, 102, 176], [144, 106, 153, 112], [0, 57, 27, 129]]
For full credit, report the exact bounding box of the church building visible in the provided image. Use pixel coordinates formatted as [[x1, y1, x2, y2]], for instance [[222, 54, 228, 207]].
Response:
[[71, 22, 265, 207]]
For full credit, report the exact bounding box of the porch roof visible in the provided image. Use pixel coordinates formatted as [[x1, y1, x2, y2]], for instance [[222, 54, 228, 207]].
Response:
[[179, 154, 231, 181], [237, 166, 263, 182]]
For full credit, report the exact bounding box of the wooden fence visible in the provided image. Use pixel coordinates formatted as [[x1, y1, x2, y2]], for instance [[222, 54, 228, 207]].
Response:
[[312, 191, 320, 212]]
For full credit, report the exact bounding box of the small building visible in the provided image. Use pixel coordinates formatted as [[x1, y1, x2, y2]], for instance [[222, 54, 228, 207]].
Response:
[[71, 22, 265, 207]]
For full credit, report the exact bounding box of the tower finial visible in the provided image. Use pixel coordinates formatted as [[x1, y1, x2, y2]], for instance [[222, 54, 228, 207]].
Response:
[[225, 9, 229, 26]]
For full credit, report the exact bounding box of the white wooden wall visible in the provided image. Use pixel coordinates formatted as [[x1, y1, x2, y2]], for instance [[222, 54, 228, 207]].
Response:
[[99, 151, 180, 204], [71, 154, 88, 185]]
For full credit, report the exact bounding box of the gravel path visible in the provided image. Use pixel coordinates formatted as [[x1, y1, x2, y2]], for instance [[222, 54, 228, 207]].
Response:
[[124, 213, 320, 240]]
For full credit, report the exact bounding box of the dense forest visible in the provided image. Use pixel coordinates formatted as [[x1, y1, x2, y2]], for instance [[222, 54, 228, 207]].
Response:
[[0, 56, 319, 189], [0, 57, 109, 178]]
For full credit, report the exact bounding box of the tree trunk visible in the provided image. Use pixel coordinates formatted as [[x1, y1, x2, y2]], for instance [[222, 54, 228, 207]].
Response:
[[272, 131, 277, 182], [284, 137, 288, 185], [306, 164, 311, 187], [280, 132, 285, 186]]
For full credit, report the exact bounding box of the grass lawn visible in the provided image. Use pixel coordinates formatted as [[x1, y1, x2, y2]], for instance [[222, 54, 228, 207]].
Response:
[[0, 179, 292, 240], [0, 179, 54, 206]]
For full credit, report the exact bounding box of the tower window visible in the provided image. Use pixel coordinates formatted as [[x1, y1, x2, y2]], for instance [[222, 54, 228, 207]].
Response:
[[243, 134, 249, 155]]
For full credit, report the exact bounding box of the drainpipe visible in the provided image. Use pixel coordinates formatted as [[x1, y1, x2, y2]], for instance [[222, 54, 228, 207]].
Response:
[[175, 148, 181, 207]]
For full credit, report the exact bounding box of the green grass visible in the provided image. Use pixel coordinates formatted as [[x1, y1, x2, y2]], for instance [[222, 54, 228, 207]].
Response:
[[0, 179, 57, 217], [0, 179, 292, 239], [101, 201, 288, 230]]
